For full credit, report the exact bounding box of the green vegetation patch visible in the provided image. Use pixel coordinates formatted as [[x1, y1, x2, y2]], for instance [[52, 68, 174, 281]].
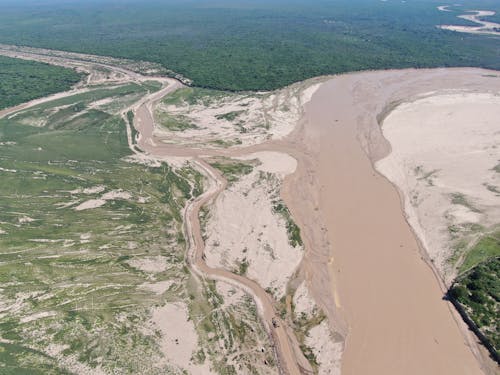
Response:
[[449, 258, 500, 358], [0, 55, 83, 110], [273, 201, 303, 248], [451, 192, 481, 213], [186, 278, 275, 373], [209, 160, 254, 183], [282, 292, 327, 371], [460, 230, 500, 273], [494, 163, 500, 174], [162, 87, 228, 107], [155, 111, 198, 131], [0, 84, 204, 373], [215, 110, 245, 122]]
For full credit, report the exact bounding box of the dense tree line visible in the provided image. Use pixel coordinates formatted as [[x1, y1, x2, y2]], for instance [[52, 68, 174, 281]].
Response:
[[0, 56, 82, 109], [0, 0, 499, 91], [449, 257, 499, 360]]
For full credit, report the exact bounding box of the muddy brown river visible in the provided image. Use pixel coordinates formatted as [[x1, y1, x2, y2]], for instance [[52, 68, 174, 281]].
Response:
[[290, 69, 500, 375]]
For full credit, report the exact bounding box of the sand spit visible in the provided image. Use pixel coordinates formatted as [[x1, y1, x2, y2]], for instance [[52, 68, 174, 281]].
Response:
[[438, 8, 500, 36], [292, 281, 343, 374], [437, 5, 451, 12], [305, 320, 343, 375], [376, 92, 500, 282], [289, 68, 500, 375]]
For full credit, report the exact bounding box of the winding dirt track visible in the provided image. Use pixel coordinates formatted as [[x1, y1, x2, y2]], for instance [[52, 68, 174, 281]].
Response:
[[1, 45, 499, 375]]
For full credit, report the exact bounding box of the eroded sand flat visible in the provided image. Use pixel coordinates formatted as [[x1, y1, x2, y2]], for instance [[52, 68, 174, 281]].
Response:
[[291, 69, 500, 375]]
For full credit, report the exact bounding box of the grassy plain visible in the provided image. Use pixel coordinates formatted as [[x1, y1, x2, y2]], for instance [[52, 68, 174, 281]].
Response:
[[0, 82, 192, 373], [0, 79, 274, 373]]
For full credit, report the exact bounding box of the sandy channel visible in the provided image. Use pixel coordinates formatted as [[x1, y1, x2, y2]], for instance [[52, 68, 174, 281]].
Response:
[[283, 69, 500, 375], [438, 8, 500, 36]]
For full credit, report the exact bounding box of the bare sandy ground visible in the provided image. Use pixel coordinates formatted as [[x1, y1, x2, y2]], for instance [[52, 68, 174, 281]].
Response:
[[305, 320, 343, 375], [153, 82, 322, 149], [438, 8, 500, 36], [149, 302, 215, 374], [376, 92, 500, 282], [293, 281, 343, 375], [204, 151, 302, 298]]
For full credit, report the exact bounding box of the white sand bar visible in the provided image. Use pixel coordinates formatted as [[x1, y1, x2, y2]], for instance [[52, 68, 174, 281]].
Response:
[[376, 92, 500, 281]]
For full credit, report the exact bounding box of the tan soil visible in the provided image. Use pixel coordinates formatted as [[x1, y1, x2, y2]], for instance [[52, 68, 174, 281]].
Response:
[[150, 302, 215, 374]]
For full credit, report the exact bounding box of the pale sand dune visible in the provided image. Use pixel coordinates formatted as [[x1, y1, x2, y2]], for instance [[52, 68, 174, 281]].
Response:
[[204, 152, 302, 298], [74, 190, 132, 211], [74, 199, 106, 211], [150, 302, 215, 374], [292, 281, 316, 318], [376, 92, 500, 281], [139, 280, 174, 295], [127, 256, 168, 273]]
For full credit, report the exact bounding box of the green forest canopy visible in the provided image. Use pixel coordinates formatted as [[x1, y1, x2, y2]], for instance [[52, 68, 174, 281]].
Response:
[[0, 0, 499, 91], [0, 56, 82, 109]]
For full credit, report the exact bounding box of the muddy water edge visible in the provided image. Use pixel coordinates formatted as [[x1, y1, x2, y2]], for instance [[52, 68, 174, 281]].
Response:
[[281, 69, 500, 375]]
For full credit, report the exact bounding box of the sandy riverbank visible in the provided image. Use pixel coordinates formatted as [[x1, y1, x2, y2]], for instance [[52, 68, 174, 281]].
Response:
[[376, 92, 500, 283]]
